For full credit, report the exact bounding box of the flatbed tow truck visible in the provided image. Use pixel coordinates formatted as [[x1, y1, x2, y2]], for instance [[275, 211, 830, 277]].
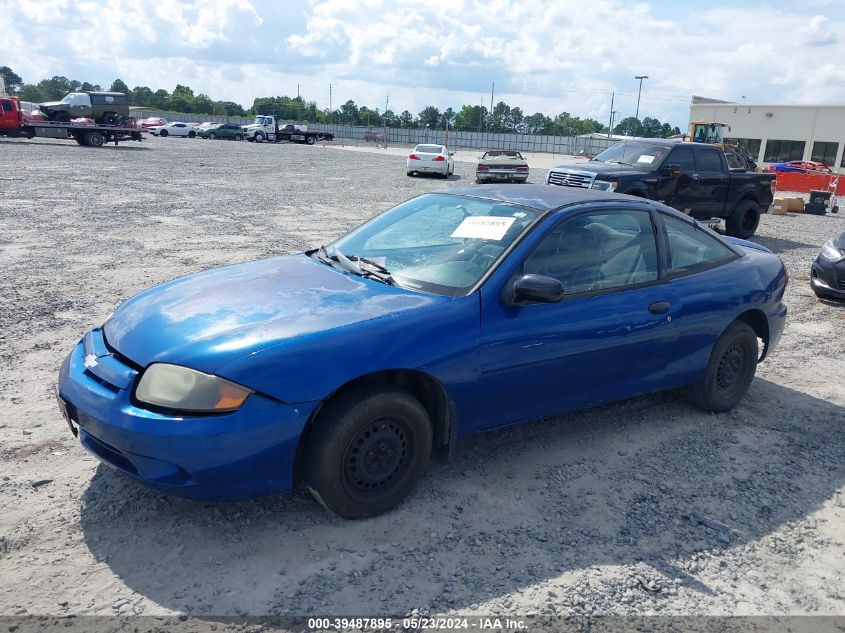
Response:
[[0, 96, 143, 147]]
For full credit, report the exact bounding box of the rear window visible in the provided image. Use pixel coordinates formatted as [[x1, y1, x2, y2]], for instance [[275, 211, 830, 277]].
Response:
[[416, 145, 443, 154], [697, 149, 723, 172]]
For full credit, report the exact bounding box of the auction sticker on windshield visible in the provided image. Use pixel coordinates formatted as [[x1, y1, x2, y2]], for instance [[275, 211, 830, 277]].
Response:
[[450, 216, 516, 240], [638, 155, 656, 164]]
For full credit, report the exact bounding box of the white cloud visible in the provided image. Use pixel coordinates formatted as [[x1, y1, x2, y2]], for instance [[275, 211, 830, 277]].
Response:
[[3, 0, 845, 125]]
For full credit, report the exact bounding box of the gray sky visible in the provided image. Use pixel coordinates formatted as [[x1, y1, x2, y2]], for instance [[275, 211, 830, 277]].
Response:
[[3, 0, 844, 126]]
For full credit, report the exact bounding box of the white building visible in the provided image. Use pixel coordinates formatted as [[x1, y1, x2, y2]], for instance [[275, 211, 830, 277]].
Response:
[[689, 95, 845, 169]]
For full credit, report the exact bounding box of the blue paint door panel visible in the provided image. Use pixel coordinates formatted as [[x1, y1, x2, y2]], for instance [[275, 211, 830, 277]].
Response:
[[475, 284, 680, 431]]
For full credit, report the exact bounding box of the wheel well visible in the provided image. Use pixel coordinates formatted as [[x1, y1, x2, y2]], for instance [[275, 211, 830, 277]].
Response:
[[737, 193, 759, 207], [294, 369, 454, 482], [735, 309, 770, 360], [626, 189, 648, 198]]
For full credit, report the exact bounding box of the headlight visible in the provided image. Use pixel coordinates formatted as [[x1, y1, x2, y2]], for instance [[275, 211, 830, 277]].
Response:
[[591, 180, 618, 191], [819, 240, 845, 262], [135, 364, 252, 413]]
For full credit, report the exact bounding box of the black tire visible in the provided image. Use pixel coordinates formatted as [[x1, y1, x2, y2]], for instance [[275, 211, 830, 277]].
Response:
[[234, 134, 243, 141], [302, 386, 433, 519], [84, 131, 105, 147], [208, 132, 217, 140], [255, 132, 265, 143], [407, 171, 414, 177], [159, 129, 168, 137], [54, 112, 71, 123], [188, 130, 196, 138], [725, 199, 760, 239], [306, 135, 316, 145], [103, 113, 118, 126], [832, 206, 839, 214], [686, 321, 758, 413]]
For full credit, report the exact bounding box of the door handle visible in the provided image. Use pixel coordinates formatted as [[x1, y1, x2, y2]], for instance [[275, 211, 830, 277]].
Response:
[[692, 174, 700, 181], [648, 301, 672, 314]]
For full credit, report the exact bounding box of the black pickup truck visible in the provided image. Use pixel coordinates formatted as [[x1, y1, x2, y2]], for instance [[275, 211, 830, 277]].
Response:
[[546, 139, 776, 238]]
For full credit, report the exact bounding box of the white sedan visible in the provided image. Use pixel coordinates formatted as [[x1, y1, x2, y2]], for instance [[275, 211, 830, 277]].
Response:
[[406, 144, 454, 178], [147, 122, 196, 138]]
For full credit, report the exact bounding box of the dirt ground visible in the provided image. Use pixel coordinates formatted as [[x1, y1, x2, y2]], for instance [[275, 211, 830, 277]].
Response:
[[0, 135, 843, 625]]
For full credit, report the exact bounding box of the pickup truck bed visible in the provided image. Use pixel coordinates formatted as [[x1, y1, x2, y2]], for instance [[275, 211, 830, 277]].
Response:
[[546, 140, 775, 238]]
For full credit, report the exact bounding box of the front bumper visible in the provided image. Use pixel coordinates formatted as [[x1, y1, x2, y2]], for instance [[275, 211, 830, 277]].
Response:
[[56, 329, 317, 500], [811, 257, 845, 299]]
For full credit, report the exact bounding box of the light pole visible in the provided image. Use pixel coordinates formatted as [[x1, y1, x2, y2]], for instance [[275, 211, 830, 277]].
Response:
[[634, 75, 648, 120]]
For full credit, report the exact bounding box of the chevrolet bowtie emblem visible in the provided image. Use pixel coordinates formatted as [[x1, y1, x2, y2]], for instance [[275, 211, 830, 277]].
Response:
[[83, 353, 99, 369]]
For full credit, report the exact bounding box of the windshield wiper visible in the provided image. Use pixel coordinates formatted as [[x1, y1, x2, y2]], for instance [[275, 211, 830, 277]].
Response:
[[315, 245, 397, 286], [608, 160, 633, 166]]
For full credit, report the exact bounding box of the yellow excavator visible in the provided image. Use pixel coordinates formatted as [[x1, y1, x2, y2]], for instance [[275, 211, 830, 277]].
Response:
[[689, 120, 758, 171]]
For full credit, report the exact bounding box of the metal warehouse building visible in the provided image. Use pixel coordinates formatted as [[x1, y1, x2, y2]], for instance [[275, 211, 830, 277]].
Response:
[[689, 95, 845, 169]]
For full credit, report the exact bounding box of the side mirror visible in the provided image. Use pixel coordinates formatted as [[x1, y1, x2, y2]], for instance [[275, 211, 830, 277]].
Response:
[[661, 163, 682, 177], [509, 274, 564, 304]]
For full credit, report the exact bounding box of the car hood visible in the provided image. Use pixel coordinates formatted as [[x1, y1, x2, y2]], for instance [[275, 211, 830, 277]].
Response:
[[548, 162, 653, 177], [103, 254, 446, 373], [39, 101, 66, 110]]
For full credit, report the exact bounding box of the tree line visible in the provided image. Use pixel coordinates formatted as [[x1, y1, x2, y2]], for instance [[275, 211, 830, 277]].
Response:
[[1, 66, 680, 137]]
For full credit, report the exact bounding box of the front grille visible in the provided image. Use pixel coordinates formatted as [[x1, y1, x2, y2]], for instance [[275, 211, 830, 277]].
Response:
[[838, 279, 845, 290], [548, 171, 592, 188]]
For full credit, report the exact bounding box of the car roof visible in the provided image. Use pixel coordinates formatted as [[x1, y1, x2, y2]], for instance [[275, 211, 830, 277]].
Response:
[[433, 184, 653, 212]]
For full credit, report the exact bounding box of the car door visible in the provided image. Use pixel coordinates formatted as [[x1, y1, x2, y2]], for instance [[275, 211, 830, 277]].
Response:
[[656, 211, 745, 386], [0, 98, 18, 130], [657, 146, 699, 215], [475, 205, 680, 431], [693, 147, 729, 216], [173, 123, 188, 136]]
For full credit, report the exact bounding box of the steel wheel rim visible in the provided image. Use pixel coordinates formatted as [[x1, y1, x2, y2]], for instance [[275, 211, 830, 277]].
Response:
[[716, 342, 746, 395], [342, 416, 413, 502]]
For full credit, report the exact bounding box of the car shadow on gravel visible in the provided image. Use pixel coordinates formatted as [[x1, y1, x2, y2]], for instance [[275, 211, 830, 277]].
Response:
[[751, 235, 820, 253], [78, 378, 843, 617]]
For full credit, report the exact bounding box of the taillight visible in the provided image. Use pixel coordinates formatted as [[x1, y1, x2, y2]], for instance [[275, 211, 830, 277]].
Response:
[[516, 166, 528, 172], [409, 154, 419, 160], [433, 155, 445, 162], [477, 165, 489, 172]]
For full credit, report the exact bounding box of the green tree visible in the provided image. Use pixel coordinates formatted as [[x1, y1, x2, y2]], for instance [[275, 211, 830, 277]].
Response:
[[523, 112, 552, 134], [490, 101, 511, 132], [150, 89, 171, 110], [36, 76, 73, 100], [0, 66, 23, 94], [454, 105, 487, 131], [339, 99, 359, 123], [418, 105, 441, 129], [440, 107, 456, 129], [193, 93, 214, 114], [131, 86, 153, 106], [18, 84, 43, 102], [217, 101, 245, 117], [109, 79, 130, 94], [613, 116, 643, 136], [398, 110, 414, 128], [80, 82, 102, 92]]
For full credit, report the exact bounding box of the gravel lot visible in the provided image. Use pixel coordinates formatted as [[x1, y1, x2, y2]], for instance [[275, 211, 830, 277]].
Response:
[[0, 135, 843, 624]]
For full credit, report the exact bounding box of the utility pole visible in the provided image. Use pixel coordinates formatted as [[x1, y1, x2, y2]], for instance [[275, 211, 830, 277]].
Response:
[[329, 83, 332, 124], [489, 81, 494, 131], [610, 110, 618, 135], [383, 94, 389, 147], [478, 97, 483, 132], [608, 91, 615, 137], [297, 84, 301, 121], [634, 75, 648, 120]]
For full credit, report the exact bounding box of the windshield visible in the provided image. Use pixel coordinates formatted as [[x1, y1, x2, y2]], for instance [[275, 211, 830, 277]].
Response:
[[592, 141, 672, 167], [327, 193, 541, 296], [254, 116, 268, 125]]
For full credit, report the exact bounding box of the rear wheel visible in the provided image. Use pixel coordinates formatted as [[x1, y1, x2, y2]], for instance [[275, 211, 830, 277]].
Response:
[[302, 386, 432, 519], [234, 134, 243, 141], [687, 321, 758, 413], [103, 113, 119, 126], [306, 136, 316, 145], [725, 199, 760, 239], [84, 131, 105, 147], [407, 171, 414, 177], [188, 130, 196, 138]]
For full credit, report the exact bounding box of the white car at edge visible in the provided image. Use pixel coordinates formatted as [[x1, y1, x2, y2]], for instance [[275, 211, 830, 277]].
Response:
[[406, 144, 455, 178]]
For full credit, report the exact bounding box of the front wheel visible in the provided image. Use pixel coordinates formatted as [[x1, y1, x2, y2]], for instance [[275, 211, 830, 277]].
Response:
[[686, 321, 758, 413], [159, 129, 168, 137], [255, 132, 265, 143], [302, 386, 432, 519], [208, 132, 217, 140], [234, 134, 243, 141], [725, 200, 760, 239], [306, 136, 316, 145]]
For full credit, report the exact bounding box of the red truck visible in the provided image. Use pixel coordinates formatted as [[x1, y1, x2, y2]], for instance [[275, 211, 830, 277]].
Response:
[[0, 96, 143, 147]]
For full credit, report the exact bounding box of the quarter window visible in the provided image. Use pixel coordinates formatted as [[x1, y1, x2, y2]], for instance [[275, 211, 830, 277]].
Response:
[[524, 210, 659, 295], [662, 214, 736, 274]]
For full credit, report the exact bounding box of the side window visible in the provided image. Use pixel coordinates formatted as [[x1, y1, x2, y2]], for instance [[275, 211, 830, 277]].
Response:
[[662, 214, 736, 274], [669, 148, 695, 172], [524, 210, 659, 295], [697, 149, 724, 172], [1, 100, 12, 112]]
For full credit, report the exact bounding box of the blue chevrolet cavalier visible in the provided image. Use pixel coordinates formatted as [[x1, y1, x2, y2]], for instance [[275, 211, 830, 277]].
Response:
[[56, 186, 787, 518]]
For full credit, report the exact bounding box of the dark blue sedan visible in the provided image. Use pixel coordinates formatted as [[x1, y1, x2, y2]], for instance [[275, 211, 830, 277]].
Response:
[[56, 186, 788, 518]]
